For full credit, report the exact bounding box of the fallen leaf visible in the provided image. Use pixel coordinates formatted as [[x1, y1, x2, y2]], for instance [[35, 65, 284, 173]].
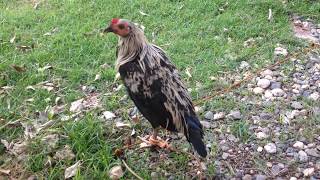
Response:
[[103, 111, 116, 120], [37, 81, 56, 92], [44, 27, 59, 36], [54, 145, 75, 161], [0, 169, 10, 175], [185, 68, 192, 78], [26, 85, 36, 91], [139, 142, 150, 148], [114, 73, 121, 82], [38, 65, 53, 72], [64, 161, 81, 179], [16, 45, 32, 51], [115, 122, 131, 128], [94, 74, 101, 81], [33, 1, 40, 9], [26, 98, 35, 102], [274, 46, 288, 56], [131, 115, 140, 124], [10, 35, 16, 43], [69, 94, 101, 113], [139, 10, 149, 16], [42, 134, 59, 150], [268, 8, 272, 21], [70, 99, 84, 112], [131, 128, 136, 136], [113, 84, 123, 92], [11, 64, 26, 72], [109, 165, 124, 180]]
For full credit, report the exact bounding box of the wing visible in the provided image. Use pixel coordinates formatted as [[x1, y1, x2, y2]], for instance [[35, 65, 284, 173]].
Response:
[[144, 44, 199, 138]]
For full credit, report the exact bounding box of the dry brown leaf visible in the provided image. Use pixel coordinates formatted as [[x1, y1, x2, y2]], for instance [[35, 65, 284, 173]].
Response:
[[54, 145, 75, 161], [185, 68, 192, 78], [115, 122, 131, 128], [70, 99, 84, 112], [103, 111, 116, 120], [10, 35, 16, 43], [139, 10, 149, 16], [11, 64, 26, 72], [274, 46, 288, 56], [94, 74, 101, 81], [26, 85, 36, 91], [16, 45, 32, 51], [0, 169, 10, 175], [42, 134, 59, 150], [38, 65, 53, 72], [64, 161, 81, 179], [109, 165, 124, 180], [44, 27, 59, 36], [69, 94, 101, 113]]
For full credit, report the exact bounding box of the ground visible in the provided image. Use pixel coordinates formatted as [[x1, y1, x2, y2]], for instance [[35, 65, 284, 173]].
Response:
[[0, 0, 320, 179]]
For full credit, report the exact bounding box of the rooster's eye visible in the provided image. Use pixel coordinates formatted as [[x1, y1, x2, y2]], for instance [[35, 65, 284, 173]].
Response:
[[118, 24, 125, 30]]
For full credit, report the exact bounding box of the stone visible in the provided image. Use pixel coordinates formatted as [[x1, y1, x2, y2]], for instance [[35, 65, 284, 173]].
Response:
[[242, 174, 252, 180], [256, 132, 268, 139], [213, 112, 225, 120], [151, 172, 158, 180], [305, 149, 320, 158], [271, 164, 283, 176], [292, 89, 300, 94], [298, 150, 308, 162], [274, 47, 288, 56], [289, 177, 297, 180], [272, 88, 285, 97], [302, 90, 312, 97], [257, 79, 271, 89], [309, 92, 320, 101], [253, 87, 264, 94], [222, 152, 229, 160], [270, 82, 282, 89], [240, 61, 250, 69], [260, 112, 272, 120], [257, 146, 263, 152], [293, 141, 304, 149], [228, 110, 242, 120], [264, 143, 277, 154], [204, 111, 214, 120], [261, 69, 273, 77], [291, 101, 303, 110], [264, 90, 273, 99], [255, 174, 267, 180], [303, 168, 314, 177], [200, 121, 211, 129]]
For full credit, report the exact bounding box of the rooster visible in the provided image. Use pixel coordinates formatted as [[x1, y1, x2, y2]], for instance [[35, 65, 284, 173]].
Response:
[[104, 18, 207, 157]]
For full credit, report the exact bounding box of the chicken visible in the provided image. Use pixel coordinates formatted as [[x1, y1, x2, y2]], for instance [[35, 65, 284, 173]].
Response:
[[104, 18, 207, 157]]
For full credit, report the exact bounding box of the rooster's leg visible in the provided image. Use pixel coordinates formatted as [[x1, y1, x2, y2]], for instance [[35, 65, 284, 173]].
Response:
[[147, 128, 170, 149]]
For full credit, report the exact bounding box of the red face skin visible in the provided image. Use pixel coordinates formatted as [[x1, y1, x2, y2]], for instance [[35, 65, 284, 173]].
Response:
[[105, 18, 131, 37]]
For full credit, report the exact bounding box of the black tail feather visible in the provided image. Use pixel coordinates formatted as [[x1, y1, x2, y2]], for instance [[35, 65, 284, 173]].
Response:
[[186, 116, 207, 157]]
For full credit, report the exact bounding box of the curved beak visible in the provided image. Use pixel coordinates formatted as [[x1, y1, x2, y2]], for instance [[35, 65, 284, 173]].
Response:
[[103, 26, 113, 33]]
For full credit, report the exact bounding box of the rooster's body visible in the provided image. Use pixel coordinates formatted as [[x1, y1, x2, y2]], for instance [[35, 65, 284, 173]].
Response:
[[105, 18, 207, 157]]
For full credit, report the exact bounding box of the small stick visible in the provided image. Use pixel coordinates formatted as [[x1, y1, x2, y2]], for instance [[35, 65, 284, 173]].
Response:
[[121, 159, 144, 180]]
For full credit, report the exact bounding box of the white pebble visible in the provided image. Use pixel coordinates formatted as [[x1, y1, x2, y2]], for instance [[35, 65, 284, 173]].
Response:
[[264, 143, 277, 154], [293, 141, 304, 149], [257, 79, 271, 89]]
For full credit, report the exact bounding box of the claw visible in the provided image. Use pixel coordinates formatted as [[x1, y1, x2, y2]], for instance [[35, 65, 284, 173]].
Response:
[[148, 136, 170, 148]]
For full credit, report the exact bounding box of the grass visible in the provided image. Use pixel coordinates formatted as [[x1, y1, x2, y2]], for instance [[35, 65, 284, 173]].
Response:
[[0, 0, 320, 179]]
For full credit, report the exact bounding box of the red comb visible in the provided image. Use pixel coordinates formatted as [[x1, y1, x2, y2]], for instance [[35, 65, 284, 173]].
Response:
[[111, 18, 120, 24]]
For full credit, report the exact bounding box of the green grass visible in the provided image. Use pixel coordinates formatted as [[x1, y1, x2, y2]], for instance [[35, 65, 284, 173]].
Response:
[[1, 0, 320, 179]]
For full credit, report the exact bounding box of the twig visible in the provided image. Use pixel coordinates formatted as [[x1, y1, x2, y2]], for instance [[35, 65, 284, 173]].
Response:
[[121, 159, 144, 180], [0, 119, 20, 131]]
